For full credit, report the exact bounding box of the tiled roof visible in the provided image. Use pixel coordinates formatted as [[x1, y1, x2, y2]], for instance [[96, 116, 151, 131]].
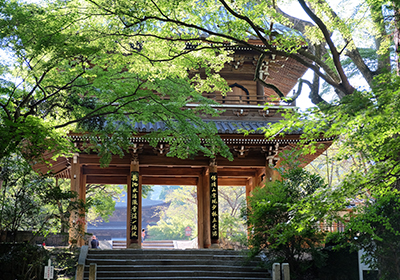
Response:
[[133, 120, 300, 135], [212, 120, 276, 134], [133, 121, 166, 132]]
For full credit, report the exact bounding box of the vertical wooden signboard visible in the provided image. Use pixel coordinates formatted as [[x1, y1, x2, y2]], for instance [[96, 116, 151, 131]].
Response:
[[130, 171, 140, 241], [210, 172, 219, 240]]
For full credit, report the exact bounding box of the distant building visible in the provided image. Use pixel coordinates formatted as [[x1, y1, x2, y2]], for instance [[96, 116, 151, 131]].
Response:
[[87, 191, 169, 239]]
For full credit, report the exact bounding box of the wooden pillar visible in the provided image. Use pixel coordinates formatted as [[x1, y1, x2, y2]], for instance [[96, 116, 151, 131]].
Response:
[[246, 176, 257, 240], [255, 169, 263, 189], [69, 153, 85, 246], [246, 177, 254, 205], [127, 157, 141, 249], [204, 167, 211, 248], [77, 173, 87, 247], [201, 167, 211, 248], [126, 172, 131, 247], [209, 162, 219, 248], [197, 172, 204, 248], [265, 164, 281, 183]]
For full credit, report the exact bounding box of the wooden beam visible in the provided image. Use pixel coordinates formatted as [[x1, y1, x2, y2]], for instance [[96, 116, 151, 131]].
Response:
[[83, 166, 204, 177], [83, 166, 130, 175], [216, 156, 265, 167], [217, 170, 257, 177], [139, 167, 203, 177], [140, 157, 209, 167], [34, 157, 69, 176], [77, 153, 267, 168], [142, 177, 198, 185], [80, 165, 264, 180], [83, 167, 261, 185], [86, 176, 252, 186], [86, 176, 127, 185], [218, 178, 248, 186]]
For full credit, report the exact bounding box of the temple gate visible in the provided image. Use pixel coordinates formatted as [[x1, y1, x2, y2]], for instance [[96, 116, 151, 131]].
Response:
[[34, 42, 332, 248]]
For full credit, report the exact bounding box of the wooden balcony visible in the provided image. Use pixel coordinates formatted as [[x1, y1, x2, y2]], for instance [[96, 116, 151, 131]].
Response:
[[201, 92, 294, 106]]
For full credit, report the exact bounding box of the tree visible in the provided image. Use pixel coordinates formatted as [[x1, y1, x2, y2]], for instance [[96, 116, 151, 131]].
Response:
[[71, 0, 400, 211], [336, 191, 400, 280], [147, 185, 246, 243], [0, 155, 77, 239], [0, 0, 231, 243], [70, 0, 398, 102], [0, 0, 233, 168], [85, 184, 122, 225], [218, 186, 247, 247], [305, 140, 368, 188], [147, 186, 198, 240], [158, 186, 182, 201], [246, 168, 327, 278]]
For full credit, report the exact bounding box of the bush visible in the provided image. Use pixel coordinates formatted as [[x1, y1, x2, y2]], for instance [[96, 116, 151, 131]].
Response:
[[0, 243, 79, 280], [318, 236, 359, 280], [245, 168, 327, 279], [0, 243, 49, 280], [345, 192, 400, 280]]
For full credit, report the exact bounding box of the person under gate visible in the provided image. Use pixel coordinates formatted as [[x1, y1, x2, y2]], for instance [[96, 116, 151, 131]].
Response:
[[91, 235, 99, 249]]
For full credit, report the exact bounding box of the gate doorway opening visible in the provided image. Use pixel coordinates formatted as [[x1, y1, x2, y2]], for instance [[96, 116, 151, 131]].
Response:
[[86, 184, 127, 249], [143, 185, 198, 249], [218, 185, 247, 250]]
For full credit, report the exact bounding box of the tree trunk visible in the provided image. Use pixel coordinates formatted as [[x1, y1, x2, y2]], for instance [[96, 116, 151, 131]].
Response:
[[394, 5, 400, 76]]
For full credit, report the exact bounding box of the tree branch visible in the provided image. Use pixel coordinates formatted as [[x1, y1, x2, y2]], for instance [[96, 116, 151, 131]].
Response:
[[218, 0, 271, 47], [15, 70, 48, 121], [29, 70, 86, 110], [52, 79, 147, 129], [275, 6, 314, 34], [297, 0, 355, 95]]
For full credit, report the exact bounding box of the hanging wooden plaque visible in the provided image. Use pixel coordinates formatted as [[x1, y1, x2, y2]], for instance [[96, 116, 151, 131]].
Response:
[[210, 172, 219, 240], [130, 171, 140, 240]]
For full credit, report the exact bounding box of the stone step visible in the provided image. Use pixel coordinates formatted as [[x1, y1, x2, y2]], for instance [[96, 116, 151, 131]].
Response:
[[112, 240, 127, 249], [83, 249, 270, 280], [85, 259, 261, 268], [142, 240, 174, 249], [88, 248, 252, 256], [84, 270, 268, 278], [144, 240, 174, 243], [86, 253, 247, 261], [112, 240, 177, 249], [83, 278, 270, 280], [84, 264, 266, 272]]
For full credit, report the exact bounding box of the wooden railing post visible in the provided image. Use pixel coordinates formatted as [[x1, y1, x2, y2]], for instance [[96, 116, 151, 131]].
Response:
[[272, 263, 290, 280], [282, 263, 290, 280], [272, 263, 281, 280], [75, 246, 88, 280], [89, 263, 97, 280]]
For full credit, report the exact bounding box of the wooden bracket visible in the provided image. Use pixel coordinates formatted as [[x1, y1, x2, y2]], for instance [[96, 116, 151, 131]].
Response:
[[153, 143, 169, 156], [233, 145, 249, 158], [262, 143, 280, 167]]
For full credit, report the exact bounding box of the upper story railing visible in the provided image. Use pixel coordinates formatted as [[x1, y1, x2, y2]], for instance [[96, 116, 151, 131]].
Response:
[[201, 92, 295, 107]]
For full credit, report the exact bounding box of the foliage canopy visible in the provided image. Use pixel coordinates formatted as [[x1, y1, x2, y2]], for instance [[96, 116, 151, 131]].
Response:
[[246, 168, 327, 278]]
